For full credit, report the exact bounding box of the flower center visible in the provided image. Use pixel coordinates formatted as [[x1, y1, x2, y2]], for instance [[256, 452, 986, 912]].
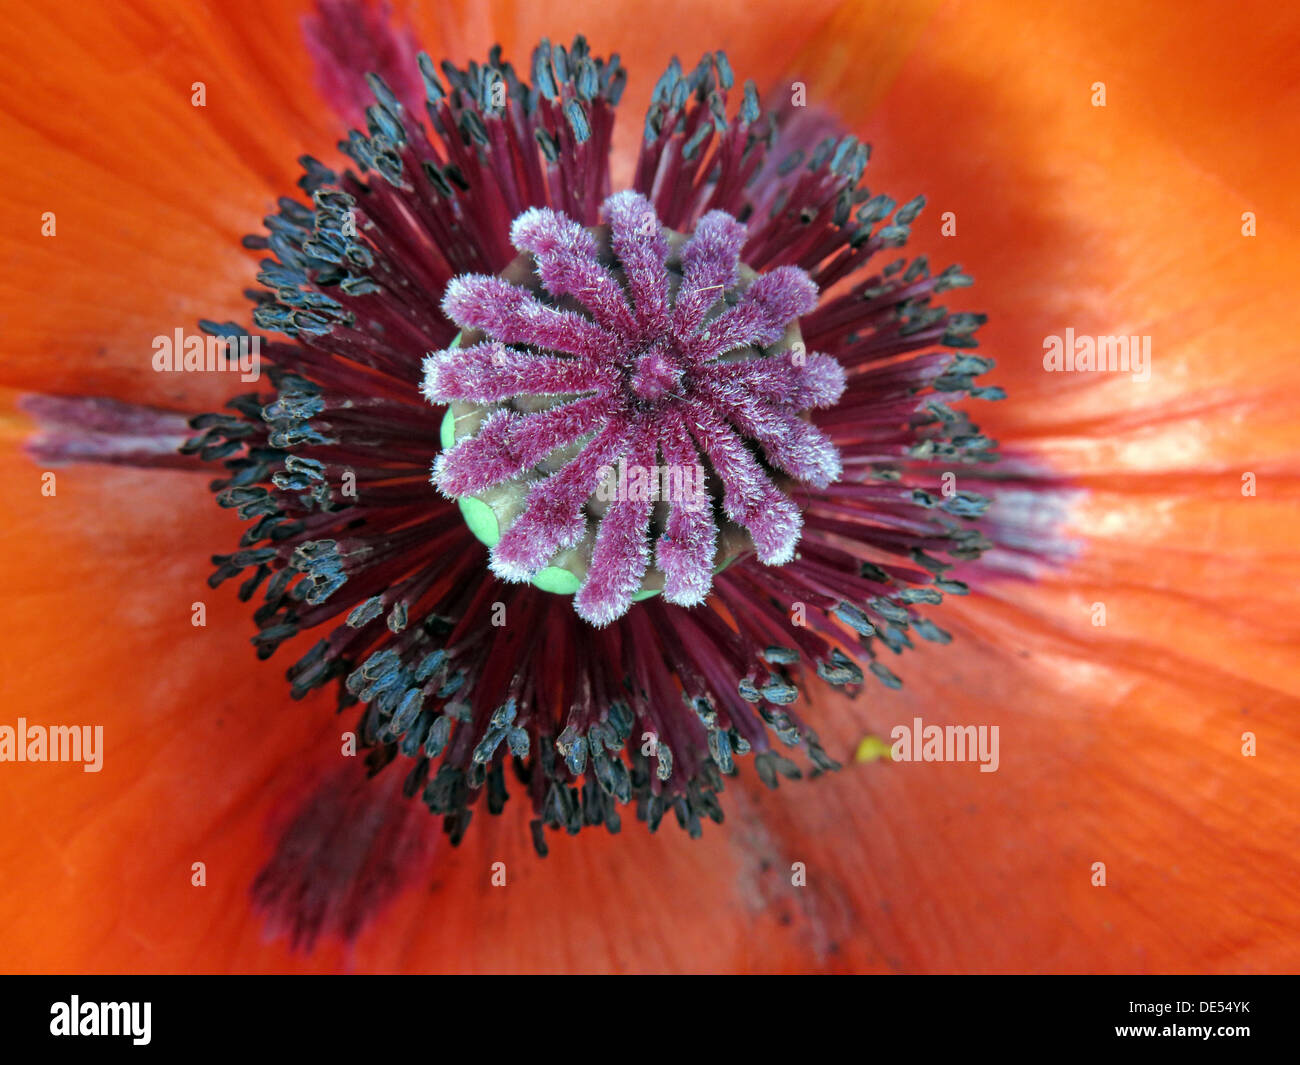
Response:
[[629, 343, 682, 402], [177, 35, 1011, 865], [425, 192, 845, 625]]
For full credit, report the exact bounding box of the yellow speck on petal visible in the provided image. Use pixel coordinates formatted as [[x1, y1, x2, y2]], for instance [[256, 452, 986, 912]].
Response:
[[854, 734, 894, 763]]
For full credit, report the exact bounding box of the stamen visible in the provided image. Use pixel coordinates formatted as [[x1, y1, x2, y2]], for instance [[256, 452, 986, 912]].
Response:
[[171, 37, 1029, 863]]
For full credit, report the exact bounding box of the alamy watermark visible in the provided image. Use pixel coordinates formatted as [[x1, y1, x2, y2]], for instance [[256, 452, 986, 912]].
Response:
[[0, 718, 103, 772], [152, 328, 260, 382], [1042, 328, 1150, 382], [890, 716, 999, 773], [50, 997, 150, 1045], [595, 458, 707, 512]]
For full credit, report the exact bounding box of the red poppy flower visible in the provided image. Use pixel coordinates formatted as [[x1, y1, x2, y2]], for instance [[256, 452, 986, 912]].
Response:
[[1, 0, 1297, 974]]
